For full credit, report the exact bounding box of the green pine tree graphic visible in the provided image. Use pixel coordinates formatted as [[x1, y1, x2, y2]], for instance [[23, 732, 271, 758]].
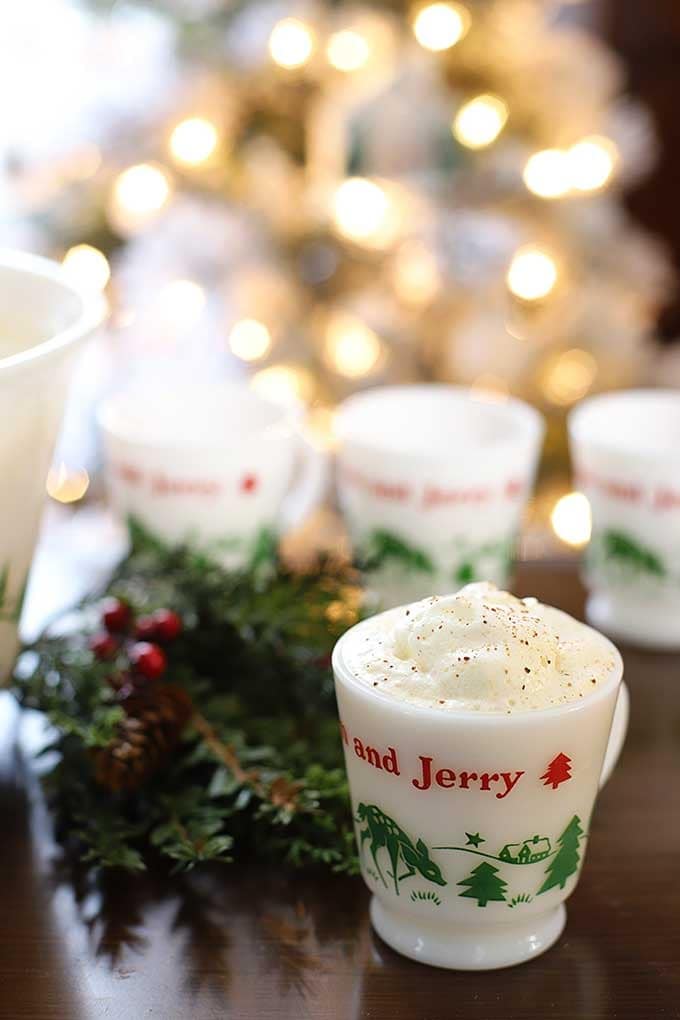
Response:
[[538, 815, 584, 894], [457, 861, 508, 907]]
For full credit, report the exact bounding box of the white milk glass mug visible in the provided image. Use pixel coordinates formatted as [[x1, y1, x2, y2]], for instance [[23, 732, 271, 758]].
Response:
[[99, 381, 326, 564], [0, 251, 105, 682], [333, 611, 627, 970], [569, 389, 680, 650], [335, 386, 544, 607]]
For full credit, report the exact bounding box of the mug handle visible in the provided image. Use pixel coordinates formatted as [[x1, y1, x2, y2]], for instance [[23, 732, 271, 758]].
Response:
[[279, 431, 328, 531], [599, 682, 629, 788]]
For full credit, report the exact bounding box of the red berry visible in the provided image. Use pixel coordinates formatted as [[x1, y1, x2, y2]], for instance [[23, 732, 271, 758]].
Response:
[[152, 608, 182, 642], [102, 597, 131, 633], [129, 641, 166, 680], [135, 615, 159, 641], [89, 633, 118, 661]]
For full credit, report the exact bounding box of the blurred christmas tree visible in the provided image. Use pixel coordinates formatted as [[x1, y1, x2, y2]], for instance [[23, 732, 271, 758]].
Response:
[[2, 0, 673, 475]]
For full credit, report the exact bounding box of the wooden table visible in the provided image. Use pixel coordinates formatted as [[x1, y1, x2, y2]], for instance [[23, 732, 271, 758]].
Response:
[[1, 560, 679, 1020]]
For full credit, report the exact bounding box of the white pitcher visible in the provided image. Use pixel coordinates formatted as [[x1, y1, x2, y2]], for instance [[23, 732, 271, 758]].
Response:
[[0, 250, 105, 681]]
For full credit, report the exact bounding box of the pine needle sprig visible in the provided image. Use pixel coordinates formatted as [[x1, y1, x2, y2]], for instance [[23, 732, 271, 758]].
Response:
[[12, 519, 363, 876]]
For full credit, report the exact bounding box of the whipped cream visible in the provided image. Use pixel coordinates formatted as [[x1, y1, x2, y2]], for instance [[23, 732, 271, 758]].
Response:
[[346, 583, 617, 713]]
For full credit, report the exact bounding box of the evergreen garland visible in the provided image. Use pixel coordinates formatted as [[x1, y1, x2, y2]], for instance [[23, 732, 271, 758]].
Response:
[[12, 520, 363, 876]]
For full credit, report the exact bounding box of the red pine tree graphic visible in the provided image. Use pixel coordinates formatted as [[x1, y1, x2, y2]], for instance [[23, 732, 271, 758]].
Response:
[[540, 753, 572, 790]]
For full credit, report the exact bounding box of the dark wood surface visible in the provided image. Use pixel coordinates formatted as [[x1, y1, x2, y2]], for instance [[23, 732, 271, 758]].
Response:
[[1, 560, 679, 1020]]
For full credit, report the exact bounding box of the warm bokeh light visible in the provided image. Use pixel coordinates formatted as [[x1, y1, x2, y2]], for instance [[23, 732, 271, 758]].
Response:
[[567, 135, 618, 192], [46, 463, 90, 504], [551, 492, 592, 547], [470, 374, 510, 398], [269, 18, 314, 69], [523, 149, 571, 199], [306, 404, 337, 450], [251, 363, 315, 404], [507, 246, 558, 301], [157, 279, 206, 328], [229, 319, 272, 362], [332, 177, 399, 250], [413, 2, 470, 51], [327, 29, 370, 71], [324, 311, 383, 378], [540, 348, 597, 406], [62, 244, 110, 292], [390, 242, 441, 306], [169, 117, 218, 166], [453, 94, 508, 149], [109, 163, 172, 233]]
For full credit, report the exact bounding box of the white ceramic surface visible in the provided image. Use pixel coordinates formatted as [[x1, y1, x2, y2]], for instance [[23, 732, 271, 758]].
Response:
[[335, 386, 544, 607], [569, 389, 680, 650], [0, 250, 105, 681], [333, 610, 627, 970], [99, 381, 326, 564]]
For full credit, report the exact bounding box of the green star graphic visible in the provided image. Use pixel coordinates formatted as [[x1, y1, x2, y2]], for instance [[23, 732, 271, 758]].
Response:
[[465, 832, 485, 848]]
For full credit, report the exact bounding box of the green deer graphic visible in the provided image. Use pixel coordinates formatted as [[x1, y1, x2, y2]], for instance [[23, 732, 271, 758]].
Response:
[[356, 803, 447, 896], [362, 530, 435, 574], [592, 529, 665, 578]]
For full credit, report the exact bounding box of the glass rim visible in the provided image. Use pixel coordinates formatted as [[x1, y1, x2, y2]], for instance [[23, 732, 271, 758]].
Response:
[[0, 249, 106, 376]]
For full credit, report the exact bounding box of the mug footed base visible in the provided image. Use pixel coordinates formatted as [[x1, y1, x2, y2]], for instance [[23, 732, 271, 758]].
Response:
[[586, 593, 680, 652], [370, 896, 566, 971]]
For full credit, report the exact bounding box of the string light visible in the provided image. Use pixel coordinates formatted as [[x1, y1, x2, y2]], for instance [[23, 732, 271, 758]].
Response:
[[228, 319, 272, 362], [169, 117, 218, 166], [62, 244, 110, 292], [109, 163, 172, 234], [453, 94, 507, 149], [567, 136, 617, 192], [324, 311, 384, 378], [507, 246, 558, 301], [46, 464, 90, 504], [413, 2, 470, 51], [269, 18, 314, 69], [540, 348, 597, 406], [251, 363, 315, 404], [390, 242, 441, 306], [523, 149, 571, 199], [327, 30, 371, 71], [332, 177, 399, 250], [551, 492, 592, 547]]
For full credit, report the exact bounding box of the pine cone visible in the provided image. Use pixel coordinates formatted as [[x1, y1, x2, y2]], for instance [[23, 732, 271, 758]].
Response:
[[93, 685, 193, 793]]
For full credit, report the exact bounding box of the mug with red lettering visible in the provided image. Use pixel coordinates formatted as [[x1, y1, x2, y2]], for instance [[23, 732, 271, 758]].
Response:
[[569, 388, 680, 650], [334, 385, 544, 607], [332, 609, 627, 970], [98, 380, 326, 564]]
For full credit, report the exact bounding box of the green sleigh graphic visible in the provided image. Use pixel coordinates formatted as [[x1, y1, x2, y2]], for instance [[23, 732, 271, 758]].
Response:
[[357, 803, 586, 907]]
